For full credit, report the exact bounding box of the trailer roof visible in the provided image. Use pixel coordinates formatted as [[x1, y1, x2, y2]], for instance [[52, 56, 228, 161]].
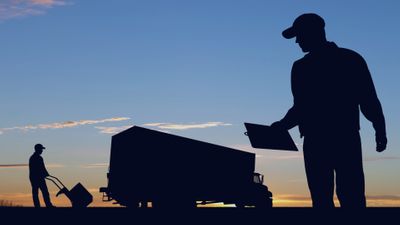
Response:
[[113, 126, 255, 156]]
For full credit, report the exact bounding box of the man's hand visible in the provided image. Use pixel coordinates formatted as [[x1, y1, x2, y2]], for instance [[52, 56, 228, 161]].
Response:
[[376, 134, 387, 152]]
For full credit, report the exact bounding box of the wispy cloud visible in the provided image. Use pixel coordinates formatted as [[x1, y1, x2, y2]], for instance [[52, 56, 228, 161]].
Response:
[[95, 122, 231, 134], [273, 194, 400, 207], [268, 154, 303, 160], [0, 163, 64, 169], [95, 125, 133, 134], [80, 163, 109, 169], [0, 0, 68, 21], [0, 117, 130, 135], [364, 156, 400, 162], [0, 164, 28, 168], [275, 194, 312, 201], [229, 144, 255, 152], [367, 195, 400, 200], [143, 122, 232, 130], [0, 119, 228, 135], [30, 0, 66, 6], [95, 125, 171, 135]]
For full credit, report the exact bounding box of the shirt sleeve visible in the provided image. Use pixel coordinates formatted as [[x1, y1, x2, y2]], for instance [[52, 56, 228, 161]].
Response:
[[357, 55, 386, 137], [40, 157, 50, 177], [279, 62, 300, 130]]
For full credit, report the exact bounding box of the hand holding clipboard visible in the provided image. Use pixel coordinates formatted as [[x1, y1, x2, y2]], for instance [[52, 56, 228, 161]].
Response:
[[244, 122, 298, 151]]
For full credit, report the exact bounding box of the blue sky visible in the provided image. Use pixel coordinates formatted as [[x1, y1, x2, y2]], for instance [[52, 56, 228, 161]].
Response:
[[0, 0, 399, 206]]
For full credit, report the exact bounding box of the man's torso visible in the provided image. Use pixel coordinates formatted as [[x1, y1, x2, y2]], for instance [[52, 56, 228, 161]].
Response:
[[292, 42, 363, 136]]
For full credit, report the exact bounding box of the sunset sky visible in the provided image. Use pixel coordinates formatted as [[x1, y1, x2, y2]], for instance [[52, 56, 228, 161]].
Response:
[[0, 0, 399, 207]]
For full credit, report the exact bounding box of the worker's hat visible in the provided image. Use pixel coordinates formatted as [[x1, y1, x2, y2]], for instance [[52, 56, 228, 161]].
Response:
[[282, 13, 325, 39], [34, 143, 46, 151]]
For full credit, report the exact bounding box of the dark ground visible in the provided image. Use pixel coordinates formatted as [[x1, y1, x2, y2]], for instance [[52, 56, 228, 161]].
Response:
[[1, 207, 399, 224]]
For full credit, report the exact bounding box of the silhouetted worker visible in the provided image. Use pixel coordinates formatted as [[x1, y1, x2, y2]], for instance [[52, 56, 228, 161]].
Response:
[[29, 143, 54, 208], [271, 13, 387, 208]]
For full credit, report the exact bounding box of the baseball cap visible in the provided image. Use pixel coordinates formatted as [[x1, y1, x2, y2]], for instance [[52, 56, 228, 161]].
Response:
[[34, 143, 46, 150], [282, 13, 325, 39]]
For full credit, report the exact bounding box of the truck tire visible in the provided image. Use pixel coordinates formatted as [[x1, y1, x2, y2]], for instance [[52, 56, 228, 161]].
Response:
[[255, 197, 273, 208], [126, 201, 140, 208], [152, 199, 196, 208], [235, 203, 245, 208], [179, 199, 197, 208]]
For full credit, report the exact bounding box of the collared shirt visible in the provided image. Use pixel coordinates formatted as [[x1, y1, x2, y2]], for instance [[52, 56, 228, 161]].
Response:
[[280, 42, 386, 138], [29, 153, 49, 180]]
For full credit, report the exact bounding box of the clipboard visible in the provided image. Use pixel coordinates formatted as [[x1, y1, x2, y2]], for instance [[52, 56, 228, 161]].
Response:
[[244, 122, 298, 151]]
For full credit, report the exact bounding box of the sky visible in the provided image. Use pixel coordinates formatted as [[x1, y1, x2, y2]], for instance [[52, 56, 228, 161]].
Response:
[[0, 0, 399, 207]]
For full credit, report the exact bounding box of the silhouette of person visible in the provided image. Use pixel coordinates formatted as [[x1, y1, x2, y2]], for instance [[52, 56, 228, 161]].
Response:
[[271, 13, 387, 208], [29, 143, 55, 208]]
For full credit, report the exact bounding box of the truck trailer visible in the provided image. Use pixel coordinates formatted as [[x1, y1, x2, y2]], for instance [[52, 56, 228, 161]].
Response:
[[100, 126, 272, 208]]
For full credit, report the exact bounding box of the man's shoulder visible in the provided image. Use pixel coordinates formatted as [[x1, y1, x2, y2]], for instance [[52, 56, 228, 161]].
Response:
[[29, 153, 43, 161], [336, 47, 364, 59], [292, 56, 309, 71], [293, 55, 307, 65], [294, 46, 365, 67]]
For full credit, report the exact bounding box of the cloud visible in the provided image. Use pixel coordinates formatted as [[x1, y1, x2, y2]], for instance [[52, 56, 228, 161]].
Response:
[[0, 164, 28, 168], [275, 195, 312, 201], [45, 163, 64, 168], [0, 163, 64, 169], [1, 119, 230, 135], [30, 0, 66, 6], [95, 125, 133, 135], [273, 194, 400, 207], [143, 122, 232, 130], [0, 0, 68, 21], [366, 195, 400, 200], [364, 156, 400, 162], [0, 192, 32, 199], [268, 154, 303, 160], [0, 117, 130, 135], [81, 163, 109, 169], [229, 144, 254, 152], [95, 125, 171, 135]]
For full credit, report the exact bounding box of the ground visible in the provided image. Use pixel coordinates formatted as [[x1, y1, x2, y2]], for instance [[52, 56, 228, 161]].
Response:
[[1, 207, 399, 224]]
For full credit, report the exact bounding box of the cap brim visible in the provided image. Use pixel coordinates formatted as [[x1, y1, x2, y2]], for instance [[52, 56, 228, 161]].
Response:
[[282, 27, 296, 39]]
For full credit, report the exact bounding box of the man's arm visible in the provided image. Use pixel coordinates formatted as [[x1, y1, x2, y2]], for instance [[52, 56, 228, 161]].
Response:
[[272, 105, 299, 130], [357, 55, 387, 152], [39, 157, 50, 177], [271, 62, 300, 130]]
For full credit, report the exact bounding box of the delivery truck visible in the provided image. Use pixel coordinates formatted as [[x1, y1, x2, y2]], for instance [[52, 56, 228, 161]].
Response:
[[100, 126, 272, 208]]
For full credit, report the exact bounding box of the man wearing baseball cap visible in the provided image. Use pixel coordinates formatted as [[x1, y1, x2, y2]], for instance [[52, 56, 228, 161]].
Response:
[[29, 143, 54, 207], [271, 13, 387, 208]]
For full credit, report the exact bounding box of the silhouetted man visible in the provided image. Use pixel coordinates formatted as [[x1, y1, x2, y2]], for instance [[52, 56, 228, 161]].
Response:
[[272, 13, 387, 208], [29, 143, 54, 208]]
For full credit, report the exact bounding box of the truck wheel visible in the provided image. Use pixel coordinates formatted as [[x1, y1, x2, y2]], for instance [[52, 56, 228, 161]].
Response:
[[177, 199, 196, 208], [235, 202, 245, 208], [152, 200, 168, 208], [126, 201, 140, 208], [152, 199, 196, 208], [255, 197, 272, 208]]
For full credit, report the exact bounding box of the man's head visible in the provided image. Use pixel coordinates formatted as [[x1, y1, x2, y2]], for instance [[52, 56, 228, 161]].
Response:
[[34, 143, 46, 154], [282, 13, 327, 53]]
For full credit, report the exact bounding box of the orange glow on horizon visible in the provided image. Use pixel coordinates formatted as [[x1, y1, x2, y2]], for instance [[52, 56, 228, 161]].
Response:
[[2, 193, 400, 208]]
